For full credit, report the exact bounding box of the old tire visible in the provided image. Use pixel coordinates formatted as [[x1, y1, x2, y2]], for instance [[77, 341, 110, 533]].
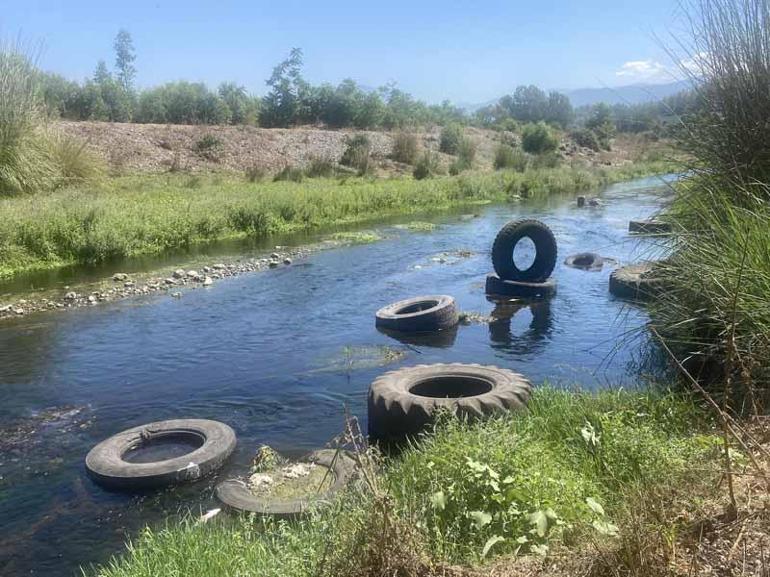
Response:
[[628, 219, 672, 234], [85, 419, 236, 490], [216, 449, 356, 519], [609, 262, 662, 300], [368, 363, 532, 439], [564, 252, 604, 271], [485, 273, 556, 299], [377, 323, 459, 348], [375, 295, 458, 332], [492, 219, 557, 282]]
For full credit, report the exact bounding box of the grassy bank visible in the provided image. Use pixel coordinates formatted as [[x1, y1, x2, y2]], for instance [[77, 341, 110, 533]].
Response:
[[0, 160, 672, 279], [89, 388, 731, 577]]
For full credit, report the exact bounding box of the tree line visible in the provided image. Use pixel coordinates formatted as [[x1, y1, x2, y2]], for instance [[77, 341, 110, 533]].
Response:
[[37, 30, 692, 136]]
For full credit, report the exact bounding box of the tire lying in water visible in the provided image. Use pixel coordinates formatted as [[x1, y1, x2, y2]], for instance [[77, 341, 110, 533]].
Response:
[[368, 363, 532, 439], [609, 262, 662, 300], [485, 273, 556, 299], [215, 449, 356, 519], [492, 219, 557, 282], [375, 295, 458, 332], [564, 252, 604, 271], [628, 219, 672, 234], [377, 323, 459, 349], [85, 419, 236, 490]]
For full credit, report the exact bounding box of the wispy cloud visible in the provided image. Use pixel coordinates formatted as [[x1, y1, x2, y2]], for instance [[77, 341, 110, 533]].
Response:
[[615, 59, 672, 83]]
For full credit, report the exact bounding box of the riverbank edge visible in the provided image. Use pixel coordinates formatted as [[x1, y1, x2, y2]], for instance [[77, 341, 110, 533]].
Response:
[[87, 387, 769, 577], [0, 160, 675, 320]]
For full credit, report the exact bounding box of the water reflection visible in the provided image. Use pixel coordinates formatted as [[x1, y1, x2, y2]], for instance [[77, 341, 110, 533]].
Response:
[[488, 298, 553, 355], [376, 324, 459, 349]]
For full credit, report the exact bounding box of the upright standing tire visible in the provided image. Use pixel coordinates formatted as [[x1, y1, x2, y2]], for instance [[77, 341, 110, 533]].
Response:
[[85, 419, 236, 490], [492, 219, 557, 282], [368, 363, 532, 439], [485, 273, 556, 299], [375, 295, 458, 332]]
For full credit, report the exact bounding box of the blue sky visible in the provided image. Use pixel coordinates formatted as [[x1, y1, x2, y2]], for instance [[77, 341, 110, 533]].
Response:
[[4, 0, 689, 103]]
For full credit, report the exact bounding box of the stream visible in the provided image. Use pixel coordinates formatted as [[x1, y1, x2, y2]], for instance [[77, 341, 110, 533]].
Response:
[[0, 174, 673, 576]]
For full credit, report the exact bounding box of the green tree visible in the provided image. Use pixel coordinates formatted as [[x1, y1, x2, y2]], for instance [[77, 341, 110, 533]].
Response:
[[585, 103, 615, 149], [113, 29, 136, 92], [545, 91, 573, 128], [510, 85, 548, 123], [261, 47, 307, 127], [521, 122, 558, 154]]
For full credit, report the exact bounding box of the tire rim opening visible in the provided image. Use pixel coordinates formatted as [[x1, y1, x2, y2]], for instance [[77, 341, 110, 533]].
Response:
[[396, 300, 439, 315], [512, 237, 536, 271], [122, 431, 205, 464], [409, 375, 493, 398]]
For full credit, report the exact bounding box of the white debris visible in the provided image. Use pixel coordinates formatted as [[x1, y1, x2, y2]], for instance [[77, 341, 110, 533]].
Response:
[[248, 473, 275, 490], [282, 463, 314, 479]]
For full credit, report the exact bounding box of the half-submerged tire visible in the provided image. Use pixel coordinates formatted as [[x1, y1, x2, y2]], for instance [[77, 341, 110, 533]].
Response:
[[216, 449, 356, 519], [85, 419, 236, 490], [485, 273, 556, 299], [492, 219, 557, 282], [368, 363, 532, 439], [609, 262, 662, 300], [377, 323, 459, 348], [564, 252, 604, 271], [628, 219, 672, 234], [375, 295, 458, 332]]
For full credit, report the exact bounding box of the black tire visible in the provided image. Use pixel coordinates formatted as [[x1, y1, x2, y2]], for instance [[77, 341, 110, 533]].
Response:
[[375, 295, 458, 332], [368, 363, 532, 439], [628, 219, 672, 234], [609, 262, 662, 300], [492, 219, 557, 282], [85, 419, 236, 490], [564, 252, 604, 271], [485, 273, 556, 299], [215, 449, 356, 519]]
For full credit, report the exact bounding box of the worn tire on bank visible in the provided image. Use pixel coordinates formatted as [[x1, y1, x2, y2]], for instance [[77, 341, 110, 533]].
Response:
[[85, 419, 236, 490], [609, 262, 662, 300], [492, 219, 557, 282], [375, 295, 459, 332], [485, 273, 557, 299], [368, 363, 532, 439], [215, 449, 356, 519]]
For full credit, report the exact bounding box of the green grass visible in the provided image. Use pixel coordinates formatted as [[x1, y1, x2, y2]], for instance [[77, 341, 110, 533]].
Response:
[[0, 160, 673, 279], [88, 388, 722, 577]]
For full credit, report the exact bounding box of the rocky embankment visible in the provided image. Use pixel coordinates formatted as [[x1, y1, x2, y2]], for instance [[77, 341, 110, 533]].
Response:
[[0, 248, 306, 320]]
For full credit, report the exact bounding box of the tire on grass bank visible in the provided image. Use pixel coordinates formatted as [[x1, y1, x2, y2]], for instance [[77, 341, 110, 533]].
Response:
[[492, 219, 557, 282], [368, 363, 532, 440], [85, 419, 236, 490], [215, 449, 356, 519]]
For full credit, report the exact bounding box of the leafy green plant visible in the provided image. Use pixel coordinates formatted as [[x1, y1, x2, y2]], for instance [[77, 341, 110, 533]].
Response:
[[439, 124, 464, 154], [521, 122, 558, 154], [273, 165, 304, 182], [493, 144, 528, 171], [340, 134, 372, 176], [193, 134, 224, 161], [390, 131, 419, 164], [304, 156, 336, 178], [413, 151, 440, 180]]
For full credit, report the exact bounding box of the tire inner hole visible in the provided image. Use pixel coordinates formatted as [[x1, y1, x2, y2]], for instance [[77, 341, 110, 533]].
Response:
[[512, 237, 536, 270], [409, 375, 494, 398], [396, 300, 439, 315], [123, 431, 204, 464]]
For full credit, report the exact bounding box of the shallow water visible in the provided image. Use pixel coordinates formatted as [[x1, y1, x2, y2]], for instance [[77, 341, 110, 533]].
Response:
[[0, 175, 672, 576]]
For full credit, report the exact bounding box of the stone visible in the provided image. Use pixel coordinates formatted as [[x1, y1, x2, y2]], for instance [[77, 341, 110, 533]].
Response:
[[202, 276, 213, 286], [87, 295, 96, 304], [283, 257, 292, 265], [112, 273, 129, 282], [124, 282, 135, 288], [64, 292, 77, 300], [212, 263, 226, 270], [203, 266, 211, 273], [268, 260, 279, 268], [172, 269, 186, 279], [0, 305, 11, 313], [13, 308, 24, 315], [164, 278, 177, 285], [187, 270, 199, 279], [270, 252, 280, 259], [171, 292, 182, 298]]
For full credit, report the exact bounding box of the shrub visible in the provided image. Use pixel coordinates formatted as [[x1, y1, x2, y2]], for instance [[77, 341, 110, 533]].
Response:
[[493, 144, 528, 171], [340, 134, 372, 176], [449, 138, 477, 175], [193, 134, 223, 161], [413, 151, 440, 180], [521, 122, 558, 154], [273, 165, 304, 182], [439, 124, 464, 154], [245, 163, 266, 182], [304, 156, 336, 178], [571, 128, 601, 152], [531, 151, 561, 169], [390, 131, 419, 165]]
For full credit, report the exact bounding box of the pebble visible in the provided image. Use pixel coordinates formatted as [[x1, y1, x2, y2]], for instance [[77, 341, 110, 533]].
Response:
[[283, 257, 292, 265], [212, 263, 226, 270], [171, 292, 182, 298], [64, 292, 77, 300], [270, 253, 280, 259], [172, 269, 186, 279], [187, 270, 199, 279], [268, 260, 279, 268], [87, 296, 96, 304], [164, 278, 176, 285], [124, 281, 135, 288], [202, 276, 213, 286]]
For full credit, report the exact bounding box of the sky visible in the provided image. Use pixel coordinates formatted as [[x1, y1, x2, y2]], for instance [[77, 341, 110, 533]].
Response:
[[3, 0, 692, 104]]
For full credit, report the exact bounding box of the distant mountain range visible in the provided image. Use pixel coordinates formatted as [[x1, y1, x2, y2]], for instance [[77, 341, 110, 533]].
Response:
[[565, 80, 691, 107], [460, 80, 691, 112]]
